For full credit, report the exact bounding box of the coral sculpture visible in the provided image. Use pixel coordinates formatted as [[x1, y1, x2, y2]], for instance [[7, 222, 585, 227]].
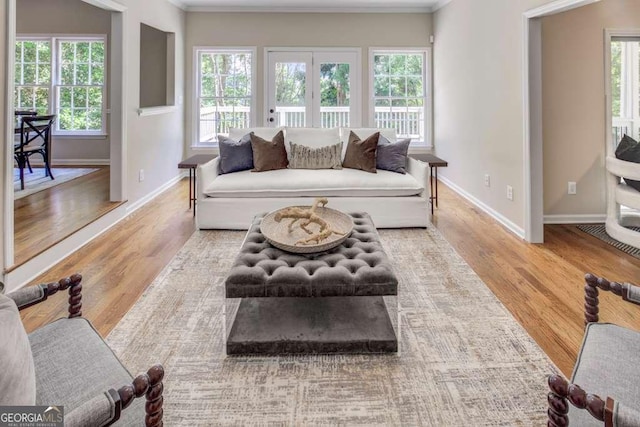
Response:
[[274, 197, 347, 245]]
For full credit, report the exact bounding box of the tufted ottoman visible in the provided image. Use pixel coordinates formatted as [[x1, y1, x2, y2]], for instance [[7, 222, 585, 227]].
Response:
[[224, 212, 398, 355]]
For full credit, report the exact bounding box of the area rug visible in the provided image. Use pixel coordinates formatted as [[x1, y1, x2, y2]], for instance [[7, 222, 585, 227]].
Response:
[[577, 223, 640, 259], [106, 227, 559, 426], [13, 167, 99, 200]]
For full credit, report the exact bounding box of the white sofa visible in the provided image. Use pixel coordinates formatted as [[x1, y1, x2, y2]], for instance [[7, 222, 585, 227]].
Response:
[[196, 127, 430, 230]]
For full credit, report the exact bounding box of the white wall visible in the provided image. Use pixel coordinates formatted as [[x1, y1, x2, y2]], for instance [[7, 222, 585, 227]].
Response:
[[16, 0, 112, 164], [432, 0, 587, 235], [184, 12, 433, 157], [541, 0, 640, 218]]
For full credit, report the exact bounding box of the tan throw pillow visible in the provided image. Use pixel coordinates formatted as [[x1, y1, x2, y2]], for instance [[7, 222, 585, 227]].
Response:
[[289, 141, 343, 170], [342, 131, 379, 173], [250, 130, 288, 172]]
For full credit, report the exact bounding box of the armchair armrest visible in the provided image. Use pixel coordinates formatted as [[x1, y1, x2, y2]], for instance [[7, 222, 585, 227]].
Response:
[[6, 274, 83, 317], [65, 365, 164, 427], [197, 157, 220, 200], [406, 157, 430, 200], [584, 273, 640, 324], [547, 374, 614, 427], [612, 401, 640, 427]]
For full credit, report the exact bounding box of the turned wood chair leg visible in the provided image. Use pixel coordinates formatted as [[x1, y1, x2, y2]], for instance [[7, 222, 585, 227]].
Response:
[[117, 365, 164, 427], [547, 374, 608, 426]]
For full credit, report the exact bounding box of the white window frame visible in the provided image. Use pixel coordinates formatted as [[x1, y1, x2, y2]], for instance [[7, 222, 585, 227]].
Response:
[[14, 37, 52, 116], [369, 47, 432, 147], [16, 34, 108, 137], [192, 46, 257, 147]]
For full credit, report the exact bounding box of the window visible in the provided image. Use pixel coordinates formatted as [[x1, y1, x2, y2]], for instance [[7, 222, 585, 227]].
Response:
[[195, 48, 255, 146], [14, 36, 106, 135], [371, 49, 430, 145], [611, 38, 640, 144]]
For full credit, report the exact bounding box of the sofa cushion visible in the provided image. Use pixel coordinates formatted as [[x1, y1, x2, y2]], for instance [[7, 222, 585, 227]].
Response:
[[218, 134, 253, 174], [568, 323, 640, 426], [203, 168, 423, 198], [377, 136, 410, 174], [0, 293, 36, 405], [229, 127, 284, 142], [615, 134, 640, 192], [286, 127, 341, 153], [343, 131, 379, 173], [289, 141, 342, 170], [251, 131, 289, 172]]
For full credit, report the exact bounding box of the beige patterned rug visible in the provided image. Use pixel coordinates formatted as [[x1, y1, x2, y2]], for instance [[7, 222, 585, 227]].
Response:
[[107, 227, 559, 426]]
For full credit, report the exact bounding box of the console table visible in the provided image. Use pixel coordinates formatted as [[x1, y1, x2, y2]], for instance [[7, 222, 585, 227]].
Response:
[[420, 154, 448, 215], [177, 154, 216, 216], [223, 212, 398, 355]]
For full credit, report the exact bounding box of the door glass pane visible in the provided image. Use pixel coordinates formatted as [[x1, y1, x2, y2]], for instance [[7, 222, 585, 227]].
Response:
[[611, 40, 640, 145], [274, 62, 306, 127], [319, 63, 350, 127]]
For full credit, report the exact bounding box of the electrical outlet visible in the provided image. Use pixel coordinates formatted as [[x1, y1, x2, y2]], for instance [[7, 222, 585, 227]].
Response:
[[568, 181, 577, 195], [506, 185, 513, 201], [139, 169, 145, 182], [484, 174, 490, 187]]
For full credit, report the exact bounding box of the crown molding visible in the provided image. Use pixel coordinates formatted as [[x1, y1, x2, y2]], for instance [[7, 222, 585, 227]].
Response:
[[523, 0, 599, 18], [185, 5, 433, 13], [429, 0, 452, 12], [167, 0, 188, 11]]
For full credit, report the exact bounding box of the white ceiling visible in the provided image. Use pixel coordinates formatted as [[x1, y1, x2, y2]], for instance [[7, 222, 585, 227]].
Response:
[[173, 0, 448, 13]]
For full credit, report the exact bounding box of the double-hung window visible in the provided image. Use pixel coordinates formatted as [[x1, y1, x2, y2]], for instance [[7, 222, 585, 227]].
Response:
[[611, 38, 640, 144], [14, 36, 106, 135], [195, 48, 255, 146], [371, 49, 430, 145]]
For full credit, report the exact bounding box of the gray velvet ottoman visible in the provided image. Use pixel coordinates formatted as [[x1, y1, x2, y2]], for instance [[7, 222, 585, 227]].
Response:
[[224, 212, 398, 355]]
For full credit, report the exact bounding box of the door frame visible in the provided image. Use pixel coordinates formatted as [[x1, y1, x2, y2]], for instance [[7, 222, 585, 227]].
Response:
[[263, 47, 362, 128], [3, 0, 127, 270]]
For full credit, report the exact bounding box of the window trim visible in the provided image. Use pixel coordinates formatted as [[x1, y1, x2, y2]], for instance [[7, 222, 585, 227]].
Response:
[[192, 46, 257, 148], [16, 34, 108, 137], [368, 47, 432, 148]]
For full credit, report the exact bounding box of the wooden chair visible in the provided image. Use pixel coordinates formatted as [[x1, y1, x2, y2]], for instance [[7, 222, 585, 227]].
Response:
[[14, 115, 56, 190], [547, 273, 640, 426], [0, 274, 164, 426]]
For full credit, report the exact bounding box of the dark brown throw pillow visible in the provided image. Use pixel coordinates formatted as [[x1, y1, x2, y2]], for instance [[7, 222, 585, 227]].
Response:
[[342, 131, 379, 173], [250, 130, 288, 172]]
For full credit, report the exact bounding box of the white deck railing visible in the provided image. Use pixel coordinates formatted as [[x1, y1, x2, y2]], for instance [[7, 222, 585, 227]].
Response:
[[199, 106, 424, 142], [613, 117, 640, 147]]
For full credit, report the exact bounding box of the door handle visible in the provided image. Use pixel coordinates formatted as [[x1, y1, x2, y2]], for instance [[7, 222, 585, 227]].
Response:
[[268, 117, 275, 123], [269, 108, 275, 113]]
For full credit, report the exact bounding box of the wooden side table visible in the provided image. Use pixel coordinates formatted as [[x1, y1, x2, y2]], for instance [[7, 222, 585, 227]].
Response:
[[417, 154, 448, 215], [178, 154, 216, 216]]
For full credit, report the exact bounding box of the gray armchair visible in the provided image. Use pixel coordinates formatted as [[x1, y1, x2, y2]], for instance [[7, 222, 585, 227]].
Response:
[[547, 273, 640, 427], [0, 274, 164, 427]]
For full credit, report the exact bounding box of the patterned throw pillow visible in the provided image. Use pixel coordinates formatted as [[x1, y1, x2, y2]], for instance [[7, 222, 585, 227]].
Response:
[[289, 141, 343, 169], [218, 134, 253, 174], [377, 135, 411, 174], [342, 131, 379, 173], [250, 130, 289, 172], [615, 134, 640, 192]]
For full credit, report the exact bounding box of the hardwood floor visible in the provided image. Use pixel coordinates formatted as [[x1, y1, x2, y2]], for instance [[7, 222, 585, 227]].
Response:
[[19, 178, 640, 376], [13, 166, 120, 267]]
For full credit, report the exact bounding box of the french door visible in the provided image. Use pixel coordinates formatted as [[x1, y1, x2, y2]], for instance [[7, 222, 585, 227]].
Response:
[[266, 49, 361, 128]]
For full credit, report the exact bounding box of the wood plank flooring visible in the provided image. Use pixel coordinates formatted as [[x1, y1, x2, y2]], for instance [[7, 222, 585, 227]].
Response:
[[19, 178, 640, 376], [13, 166, 120, 267]]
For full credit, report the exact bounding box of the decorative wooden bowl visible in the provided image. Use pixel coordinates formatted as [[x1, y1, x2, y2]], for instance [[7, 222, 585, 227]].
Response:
[[260, 206, 354, 254]]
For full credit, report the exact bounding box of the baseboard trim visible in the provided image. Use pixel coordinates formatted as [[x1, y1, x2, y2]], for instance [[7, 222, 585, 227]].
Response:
[[439, 176, 526, 239], [544, 214, 607, 224], [4, 173, 184, 293], [126, 174, 184, 215], [29, 159, 111, 166]]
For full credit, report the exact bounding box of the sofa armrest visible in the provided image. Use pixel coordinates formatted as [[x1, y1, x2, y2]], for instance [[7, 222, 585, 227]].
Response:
[[6, 274, 83, 317], [584, 273, 640, 324], [406, 157, 430, 200], [197, 157, 220, 199]]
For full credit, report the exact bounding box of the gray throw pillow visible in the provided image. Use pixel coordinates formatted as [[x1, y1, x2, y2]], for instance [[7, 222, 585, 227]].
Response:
[[289, 141, 343, 169], [342, 131, 379, 173], [615, 134, 640, 192], [250, 130, 289, 172], [0, 293, 36, 405], [218, 134, 253, 174], [377, 136, 411, 174]]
